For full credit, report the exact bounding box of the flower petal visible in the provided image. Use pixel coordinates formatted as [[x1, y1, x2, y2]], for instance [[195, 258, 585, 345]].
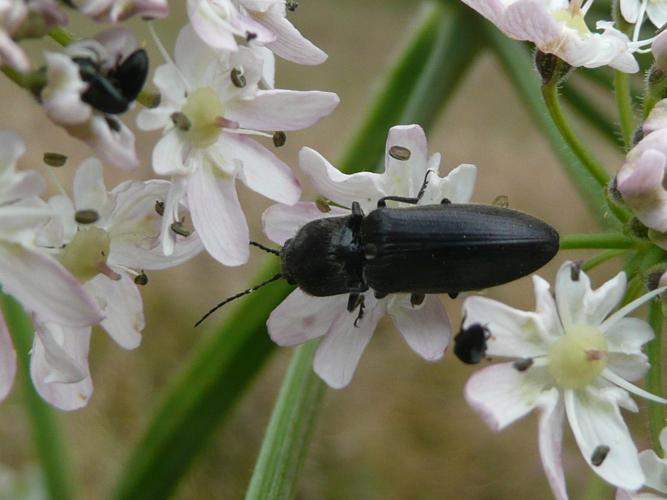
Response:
[[73, 158, 109, 214], [257, 8, 327, 65], [0, 309, 16, 402], [388, 294, 450, 361], [216, 135, 301, 204], [261, 202, 347, 245], [382, 124, 429, 197], [299, 147, 382, 210], [462, 296, 552, 358], [187, 163, 249, 266], [226, 90, 339, 131], [0, 243, 103, 327], [639, 449, 667, 494], [564, 387, 644, 490], [313, 295, 384, 389], [537, 389, 568, 500], [30, 325, 92, 411], [464, 361, 551, 431], [86, 273, 143, 350], [267, 289, 347, 346]]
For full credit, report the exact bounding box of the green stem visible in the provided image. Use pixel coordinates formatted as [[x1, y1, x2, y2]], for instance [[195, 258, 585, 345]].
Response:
[[647, 300, 665, 455], [541, 82, 610, 187], [0, 294, 73, 500], [613, 70, 634, 150], [245, 342, 325, 500], [559, 233, 637, 250], [581, 249, 627, 272]]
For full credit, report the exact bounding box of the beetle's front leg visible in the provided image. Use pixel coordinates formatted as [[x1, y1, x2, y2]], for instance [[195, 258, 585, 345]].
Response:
[[377, 169, 433, 208], [347, 292, 366, 327]]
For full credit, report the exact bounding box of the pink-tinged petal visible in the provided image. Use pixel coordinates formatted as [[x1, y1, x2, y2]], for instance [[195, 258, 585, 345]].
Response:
[[217, 135, 301, 204], [0, 309, 16, 402], [0, 31, 29, 72], [639, 449, 667, 494], [618, 150, 667, 232], [73, 158, 109, 213], [584, 271, 627, 326], [68, 114, 139, 171], [267, 289, 346, 346], [299, 147, 383, 209], [226, 90, 339, 132], [0, 243, 103, 327], [41, 52, 90, 126], [313, 295, 384, 389], [388, 294, 450, 361], [187, 0, 238, 52], [0, 129, 26, 172], [564, 388, 644, 490], [464, 362, 550, 431], [421, 163, 478, 205], [462, 296, 552, 358], [152, 130, 190, 177], [136, 107, 174, 132], [536, 389, 568, 500], [33, 323, 87, 383], [383, 125, 429, 195], [187, 164, 249, 266], [262, 202, 346, 245], [533, 275, 562, 337], [254, 8, 327, 65], [86, 273, 143, 350], [151, 64, 186, 109], [30, 325, 92, 411]]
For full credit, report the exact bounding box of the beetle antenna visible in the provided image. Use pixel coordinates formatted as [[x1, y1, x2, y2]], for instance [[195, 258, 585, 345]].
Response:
[[249, 241, 281, 256], [194, 273, 283, 327]]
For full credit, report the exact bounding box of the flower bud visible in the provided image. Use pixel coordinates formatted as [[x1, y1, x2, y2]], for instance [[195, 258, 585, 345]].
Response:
[[653, 31, 667, 74]]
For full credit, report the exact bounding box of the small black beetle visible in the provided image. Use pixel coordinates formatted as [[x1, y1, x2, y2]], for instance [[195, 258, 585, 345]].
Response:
[[74, 48, 149, 115], [195, 177, 560, 327]]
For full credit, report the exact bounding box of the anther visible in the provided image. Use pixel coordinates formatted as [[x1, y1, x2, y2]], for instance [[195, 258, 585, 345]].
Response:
[[315, 198, 331, 213], [570, 261, 582, 281], [43, 152, 67, 167], [273, 131, 286, 147], [591, 445, 610, 466], [171, 112, 191, 131], [75, 209, 100, 225], [513, 358, 534, 372], [493, 195, 509, 208], [246, 31, 257, 41], [170, 221, 191, 237], [410, 293, 425, 307], [155, 200, 165, 216], [134, 271, 148, 286], [286, 0, 298, 11], [389, 145, 411, 161], [231, 67, 246, 88], [105, 116, 121, 132]]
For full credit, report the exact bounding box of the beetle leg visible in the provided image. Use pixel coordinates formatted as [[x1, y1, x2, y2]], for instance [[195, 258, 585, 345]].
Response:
[[440, 198, 452, 205], [377, 170, 433, 208], [448, 291, 459, 299], [374, 291, 387, 299], [347, 293, 366, 327]]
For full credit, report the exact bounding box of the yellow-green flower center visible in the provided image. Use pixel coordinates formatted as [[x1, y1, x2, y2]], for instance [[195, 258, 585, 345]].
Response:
[[548, 325, 608, 389], [552, 9, 590, 35], [58, 227, 111, 282], [181, 87, 224, 148]]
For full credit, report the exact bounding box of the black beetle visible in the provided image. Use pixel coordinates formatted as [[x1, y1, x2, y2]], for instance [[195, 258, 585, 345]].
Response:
[[74, 48, 149, 115], [195, 173, 560, 327]]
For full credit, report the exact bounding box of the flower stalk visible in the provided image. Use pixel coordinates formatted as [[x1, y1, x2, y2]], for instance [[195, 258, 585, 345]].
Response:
[[614, 70, 635, 150], [559, 233, 639, 249], [647, 300, 665, 455]]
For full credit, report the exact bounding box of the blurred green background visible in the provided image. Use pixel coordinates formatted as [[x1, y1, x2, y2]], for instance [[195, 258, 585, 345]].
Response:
[[0, 1, 648, 498]]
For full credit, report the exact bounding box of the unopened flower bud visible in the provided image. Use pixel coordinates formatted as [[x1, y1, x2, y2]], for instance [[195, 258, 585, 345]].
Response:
[[653, 31, 667, 73], [535, 50, 572, 86]]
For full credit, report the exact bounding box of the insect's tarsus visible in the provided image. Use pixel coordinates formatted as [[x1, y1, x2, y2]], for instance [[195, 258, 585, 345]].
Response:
[[249, 241, 281, 256]]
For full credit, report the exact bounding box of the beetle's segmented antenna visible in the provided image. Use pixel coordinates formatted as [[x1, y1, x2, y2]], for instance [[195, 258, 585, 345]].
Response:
[[194, 273, 283, 327], [249, 241, 281, 256]]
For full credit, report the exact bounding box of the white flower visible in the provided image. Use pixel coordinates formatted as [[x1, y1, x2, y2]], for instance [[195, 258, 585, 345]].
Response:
[[0, 131, 104, 410], [461, 0, 640, 72], [616, 99, 667, 241], [617, 426, 667, 499], [0, 0, 67, 71], [621, 0, 667, 30], [263, 124, 477, 388], [462, 261, 667, 498], [137, 24, 338, 266], [78, 0, 168, 22], [187, 0, 326, 65], [41, 28, 142, 170]]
